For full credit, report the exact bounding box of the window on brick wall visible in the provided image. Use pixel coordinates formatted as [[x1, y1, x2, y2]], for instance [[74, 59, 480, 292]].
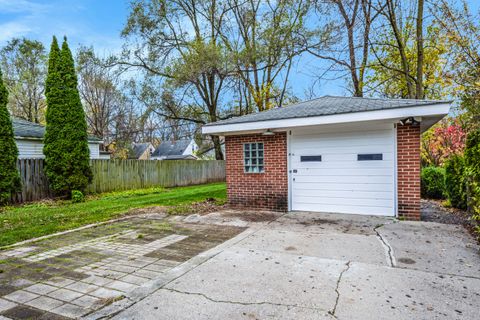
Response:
[[244, 142, 264, 173]]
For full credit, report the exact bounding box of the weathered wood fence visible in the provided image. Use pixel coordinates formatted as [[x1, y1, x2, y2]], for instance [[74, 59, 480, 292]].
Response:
[[13, 159, 226, 203]]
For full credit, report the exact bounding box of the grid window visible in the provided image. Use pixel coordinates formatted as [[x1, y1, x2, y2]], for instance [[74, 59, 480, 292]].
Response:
[[244, 142, 264, 173]]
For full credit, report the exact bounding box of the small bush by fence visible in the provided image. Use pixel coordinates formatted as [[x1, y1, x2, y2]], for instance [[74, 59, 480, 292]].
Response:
[[12, 159, 226, 203]]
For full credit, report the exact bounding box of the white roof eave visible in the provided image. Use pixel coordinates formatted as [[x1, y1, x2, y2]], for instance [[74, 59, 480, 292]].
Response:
[[202, 103, 451, 135]]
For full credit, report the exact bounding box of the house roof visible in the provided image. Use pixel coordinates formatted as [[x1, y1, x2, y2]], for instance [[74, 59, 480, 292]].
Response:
[[12, 118, 102, 142], [130, 143, 152, 159], [162, 154, 197, 160], [204, 96, 451, 127], [152, 139, 192, 157]]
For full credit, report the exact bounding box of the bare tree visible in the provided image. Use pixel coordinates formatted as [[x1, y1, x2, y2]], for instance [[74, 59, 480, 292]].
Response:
[[373, 0, 425, 99], [118, 0, 234, 159], [76, 47, 119, 142], [0, 38, 47, 123], [220, 0, 311, 110]]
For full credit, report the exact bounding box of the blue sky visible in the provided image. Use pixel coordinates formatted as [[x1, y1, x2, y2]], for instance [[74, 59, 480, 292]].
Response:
[[0, 0, 478, 100]]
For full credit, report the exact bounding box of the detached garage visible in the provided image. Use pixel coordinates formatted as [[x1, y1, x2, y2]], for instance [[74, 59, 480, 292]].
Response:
[[202, 96, 451, 220]]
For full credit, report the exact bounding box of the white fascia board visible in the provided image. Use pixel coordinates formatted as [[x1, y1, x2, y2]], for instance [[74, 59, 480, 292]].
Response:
[[14, 136, 43, 141], [202, 103, 451, 135]]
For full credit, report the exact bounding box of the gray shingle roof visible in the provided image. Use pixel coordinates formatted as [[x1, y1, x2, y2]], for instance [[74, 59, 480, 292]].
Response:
[[130, 143, 152, 159], [152, 139, 191, 157], [12, 118, 102, 142], [205, 95, 451, 127], [162, 154, 197, 160], [12, 118, 45, 139]]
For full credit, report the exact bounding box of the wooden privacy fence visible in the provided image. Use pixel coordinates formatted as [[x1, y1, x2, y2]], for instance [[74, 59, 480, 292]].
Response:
[[13, 159, 226, 203]]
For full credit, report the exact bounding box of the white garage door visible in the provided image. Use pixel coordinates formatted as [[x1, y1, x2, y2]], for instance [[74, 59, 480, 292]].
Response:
[[290, 123, 395, 216]]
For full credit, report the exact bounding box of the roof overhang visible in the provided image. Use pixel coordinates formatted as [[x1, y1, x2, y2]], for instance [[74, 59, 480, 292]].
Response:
[[202, 103, 451, 135], [15, 136, 104, 144]]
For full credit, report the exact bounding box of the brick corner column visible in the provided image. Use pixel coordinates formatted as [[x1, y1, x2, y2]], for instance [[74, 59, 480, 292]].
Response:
[[397, 123, 421, 220]]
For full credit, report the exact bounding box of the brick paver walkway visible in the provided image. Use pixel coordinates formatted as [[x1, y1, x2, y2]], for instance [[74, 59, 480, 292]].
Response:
[[0, 215, 244, 319]]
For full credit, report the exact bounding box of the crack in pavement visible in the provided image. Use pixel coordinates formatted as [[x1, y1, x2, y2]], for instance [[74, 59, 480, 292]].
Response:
[[374, 222, 396, 267], [161, 287, 327, 311], [91, 214, 293, 319], [328, 260, 351, 318]]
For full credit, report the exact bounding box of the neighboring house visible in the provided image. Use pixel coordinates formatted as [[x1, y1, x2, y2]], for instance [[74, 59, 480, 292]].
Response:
[[151, 139, 198, 160], [202, 95, 452, 221], [98, 151, 112, 160], [12, 118, 103, 159], [129, 142, 155, 160]]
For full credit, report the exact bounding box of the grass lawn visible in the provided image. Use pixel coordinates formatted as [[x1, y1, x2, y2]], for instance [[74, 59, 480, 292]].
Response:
[[0, 182, 226, 247]]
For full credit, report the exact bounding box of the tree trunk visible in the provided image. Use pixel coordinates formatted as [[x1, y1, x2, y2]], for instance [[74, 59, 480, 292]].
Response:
[[386, 0, 415, 98], [211, 135, 224, 160], [416, 0, 424, 99]]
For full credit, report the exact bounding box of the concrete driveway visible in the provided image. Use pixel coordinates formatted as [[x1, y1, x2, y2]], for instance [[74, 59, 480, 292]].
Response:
[[108, 210, 480, 320]]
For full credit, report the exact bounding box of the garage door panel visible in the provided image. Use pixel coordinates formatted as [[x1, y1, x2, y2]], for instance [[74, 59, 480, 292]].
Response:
[[293, 183, 393, 192], [292, 153, 394, 162], [294, 175, 392, 184], [290, 168, 393, 176], [290, 125, 395, 216], [293, 189, 393, 199], [291, 161, 394, 169], [294, 196, 393, 208], [293, 129, 393, 140], [295, 144, 392, 155], [293, 203, 392, 216], [291, 136, 392, 148]]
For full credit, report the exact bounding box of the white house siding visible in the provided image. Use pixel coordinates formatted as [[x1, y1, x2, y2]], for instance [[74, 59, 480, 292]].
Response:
[[88, 143, 101, 159], [16, 139, 102, 159], [16, 139, 45, 159], [98, 153, 111, 160], [182, 140, 198, 156]]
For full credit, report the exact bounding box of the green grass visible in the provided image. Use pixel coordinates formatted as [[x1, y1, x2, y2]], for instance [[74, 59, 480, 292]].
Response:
[[0, 183, 226, 247]]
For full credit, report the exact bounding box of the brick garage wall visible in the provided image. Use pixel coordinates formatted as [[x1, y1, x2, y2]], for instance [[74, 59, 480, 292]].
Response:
[[225, 132, 288, 211], [397, 123, 421, 220]]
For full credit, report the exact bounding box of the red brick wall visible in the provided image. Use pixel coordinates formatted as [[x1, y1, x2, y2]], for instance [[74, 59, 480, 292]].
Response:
[[397, 123, 421, 220], [225, 132, 288, 211]]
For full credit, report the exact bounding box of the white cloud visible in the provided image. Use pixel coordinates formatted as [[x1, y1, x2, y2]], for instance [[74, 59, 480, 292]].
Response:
[[0, 0, 49, 13], [0, 21, 32, 42], [0, 0, 122, 53]]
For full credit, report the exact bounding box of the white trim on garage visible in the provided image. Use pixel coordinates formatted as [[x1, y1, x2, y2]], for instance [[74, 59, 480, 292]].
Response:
[[287, 122, 396, 216], [202, 103, 451, 135]]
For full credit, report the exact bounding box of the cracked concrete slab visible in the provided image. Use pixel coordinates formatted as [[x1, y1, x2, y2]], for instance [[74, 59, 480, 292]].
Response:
[[113, 289, 334, 320], [270, 211, 393, 236], [95, 210, 480, 319], [335, 262, 480, 320], [164, 247, 344, 311], [380, 221, 480, 277], [234, 229, 388, 266]]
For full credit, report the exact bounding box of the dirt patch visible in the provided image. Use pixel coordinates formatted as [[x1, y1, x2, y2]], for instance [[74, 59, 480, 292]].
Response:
[[128, 206, 168, 215], [222, 210, 278, 222], [421, 199, 468, 225], [167, 198, 227, 216], [421, 199, 479, 242]]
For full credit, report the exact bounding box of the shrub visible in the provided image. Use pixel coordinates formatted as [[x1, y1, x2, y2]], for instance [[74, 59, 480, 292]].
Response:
[[421, 167, 445, 199], [44, 37, 92, 196], [0, 68, 21, 205], [465, 129, 480, 176], [444, 155, 467, 209], [464, 129, 480, 234], [71, 190, 85, 203]]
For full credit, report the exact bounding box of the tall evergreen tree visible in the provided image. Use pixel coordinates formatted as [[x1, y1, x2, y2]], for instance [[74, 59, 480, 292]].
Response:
[[0, 68, 21, 204], [44, 37, 92, 196]]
